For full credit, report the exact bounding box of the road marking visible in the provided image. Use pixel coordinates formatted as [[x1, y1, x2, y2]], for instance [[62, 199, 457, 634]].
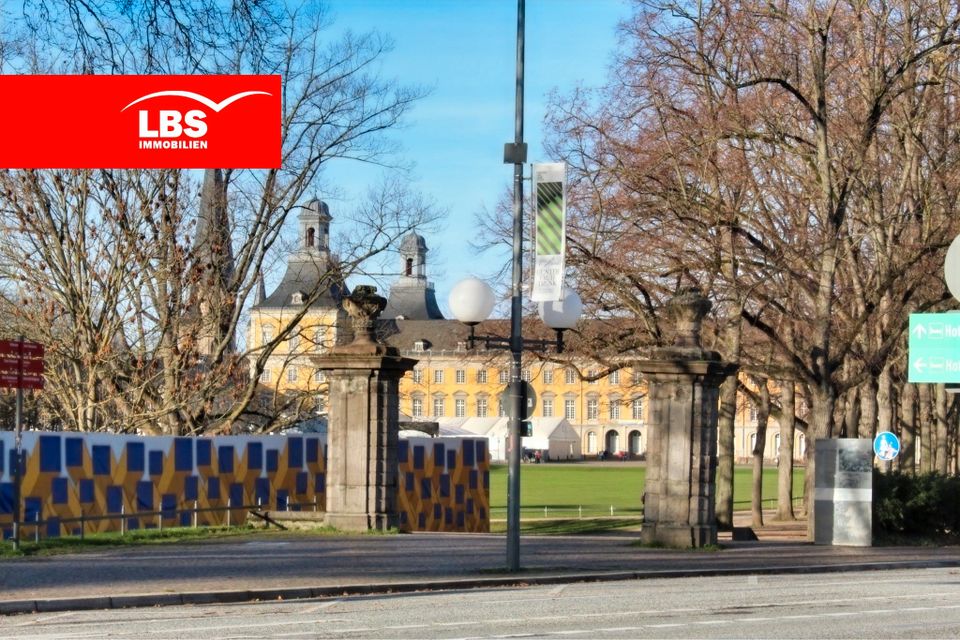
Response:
[[11, 612, 76, 627], [298, 598, 342, 614]]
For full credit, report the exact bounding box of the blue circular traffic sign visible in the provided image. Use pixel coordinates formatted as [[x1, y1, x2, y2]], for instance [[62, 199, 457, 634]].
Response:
[[873, 431, 901, 461]]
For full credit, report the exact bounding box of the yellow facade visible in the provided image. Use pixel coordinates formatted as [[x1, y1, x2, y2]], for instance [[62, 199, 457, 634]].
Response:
[[247, 308, 341, 402], [395, 345, 804, 462], [396, 348, 651, 457], [246, 198, 346, 417]]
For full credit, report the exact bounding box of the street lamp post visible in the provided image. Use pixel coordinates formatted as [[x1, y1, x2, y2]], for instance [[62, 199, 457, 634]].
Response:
[[450, 0, 580, 574], [505, 0, 527, 574], [450, 281, 581, 572]]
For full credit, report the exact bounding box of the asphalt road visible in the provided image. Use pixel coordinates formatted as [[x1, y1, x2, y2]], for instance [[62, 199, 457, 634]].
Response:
[[3, 568, 959, 639], [3, 531, 960, 604]]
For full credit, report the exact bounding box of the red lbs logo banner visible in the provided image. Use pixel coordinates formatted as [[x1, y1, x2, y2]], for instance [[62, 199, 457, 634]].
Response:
[[0, 75, 281, 169]]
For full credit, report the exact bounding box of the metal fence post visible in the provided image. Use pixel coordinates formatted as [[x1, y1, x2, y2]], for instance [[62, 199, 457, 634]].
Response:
[[193, 500, 198, 528], [121, 504, 126, 536], [34, 512, 40, 543], [227, 498, 232, 527], [80, 508, 85, 540]]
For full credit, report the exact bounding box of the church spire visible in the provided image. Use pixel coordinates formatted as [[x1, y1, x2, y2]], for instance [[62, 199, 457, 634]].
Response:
[[253, 272, 266, 306], [187, 168, 237, 355]]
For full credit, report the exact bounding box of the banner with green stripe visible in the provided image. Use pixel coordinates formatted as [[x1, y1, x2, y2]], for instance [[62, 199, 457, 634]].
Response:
[[532, 162, 566, 302]]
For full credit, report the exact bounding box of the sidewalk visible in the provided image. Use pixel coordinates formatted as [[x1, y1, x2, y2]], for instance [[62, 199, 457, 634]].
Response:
[[0, 515, 958, 615]]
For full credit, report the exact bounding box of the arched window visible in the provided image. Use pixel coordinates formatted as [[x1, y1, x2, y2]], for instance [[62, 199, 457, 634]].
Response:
[[307, 227, 315, 247], [629, 430, 642, 455], [605, 429, 619, 454], [586, 431, 597, 453], [405, 257, 413, 276]]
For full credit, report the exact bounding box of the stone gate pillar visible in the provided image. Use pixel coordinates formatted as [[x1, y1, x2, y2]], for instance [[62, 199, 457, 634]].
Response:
[[637, 288, 736, 547], [315, 286, 416, 531]]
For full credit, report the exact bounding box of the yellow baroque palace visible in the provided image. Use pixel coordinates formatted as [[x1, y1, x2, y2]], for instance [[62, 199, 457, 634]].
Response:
[[246, 199, 346, 420], [249, 201, 805, 461]]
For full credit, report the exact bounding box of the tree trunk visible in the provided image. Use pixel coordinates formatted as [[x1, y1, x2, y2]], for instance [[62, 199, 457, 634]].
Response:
[[843, 385, 860, 439], [806, 384, 836, 540], [860, 378, 878, 442], [716, 375, 738, 530], [935, 383, 948, 474], [877, 363, 893, 435], [777, 380, 796, 521], [919, 383, 933, 473], [752, 379, 770, 529], [900, 381, 917, 475]]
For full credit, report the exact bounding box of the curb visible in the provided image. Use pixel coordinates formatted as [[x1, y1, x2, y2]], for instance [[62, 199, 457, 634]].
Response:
[[3, 558, 960, 616]]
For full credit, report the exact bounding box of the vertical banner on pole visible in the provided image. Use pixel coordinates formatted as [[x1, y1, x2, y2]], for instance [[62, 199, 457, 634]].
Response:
[[531, 162, 566, 302]]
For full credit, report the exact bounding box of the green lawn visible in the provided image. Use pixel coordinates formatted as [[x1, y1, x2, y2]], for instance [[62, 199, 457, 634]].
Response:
[[488, 463, 805, 518]]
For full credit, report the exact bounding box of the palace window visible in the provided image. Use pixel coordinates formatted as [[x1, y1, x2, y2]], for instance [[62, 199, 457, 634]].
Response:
[[542, 398, 553, 418], [609, 400, 620, 420], [261, 325, 274, 346], [587, 398, 599, 420]]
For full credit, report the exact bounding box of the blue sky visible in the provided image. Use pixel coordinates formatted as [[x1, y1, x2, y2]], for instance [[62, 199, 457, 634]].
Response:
[[320, 0, 631, 315]]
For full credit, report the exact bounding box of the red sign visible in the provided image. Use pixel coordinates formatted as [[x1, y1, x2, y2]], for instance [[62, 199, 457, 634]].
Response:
[[0, 75, 281, 169], [0, 339, 46, 390], [0, 374, 44, 390], [0, 357, 44, 374], [0, 340, 44, 358]]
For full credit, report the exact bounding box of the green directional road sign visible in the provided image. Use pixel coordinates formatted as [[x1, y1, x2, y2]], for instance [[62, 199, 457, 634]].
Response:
[[908, 313, 960, 383]]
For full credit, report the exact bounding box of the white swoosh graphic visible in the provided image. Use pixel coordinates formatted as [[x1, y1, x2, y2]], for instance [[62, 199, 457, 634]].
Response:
[[121, 90, 271, 112]]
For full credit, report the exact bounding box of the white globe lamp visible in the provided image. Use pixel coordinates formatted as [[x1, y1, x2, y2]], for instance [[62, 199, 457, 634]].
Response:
[[449, 278, 496, 325], [538, 287, 582, 352], [538, 287, 583, 329]]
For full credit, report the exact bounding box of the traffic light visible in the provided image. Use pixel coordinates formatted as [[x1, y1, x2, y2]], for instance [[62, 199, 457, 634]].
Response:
[[520, 421, 533, 437]]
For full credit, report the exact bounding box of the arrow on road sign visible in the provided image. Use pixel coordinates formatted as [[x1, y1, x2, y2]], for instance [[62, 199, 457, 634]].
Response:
[[913, 358, 926, 373], [913, 324, 927, 339]]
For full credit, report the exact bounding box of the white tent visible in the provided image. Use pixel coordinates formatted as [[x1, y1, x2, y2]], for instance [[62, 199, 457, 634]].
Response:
[[519, 418, 581, 461], [438, 417, 581, 462]]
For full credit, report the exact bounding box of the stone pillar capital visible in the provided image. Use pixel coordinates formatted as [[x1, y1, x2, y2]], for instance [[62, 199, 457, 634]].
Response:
[[666, 286, 711, 349]]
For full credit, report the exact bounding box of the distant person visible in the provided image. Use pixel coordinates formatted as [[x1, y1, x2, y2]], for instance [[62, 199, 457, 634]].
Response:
[[535, 450, 541, 464]]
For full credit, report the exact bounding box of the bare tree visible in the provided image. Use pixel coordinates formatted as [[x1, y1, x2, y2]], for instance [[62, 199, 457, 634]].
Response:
[[0, 2, 437, 434], [540, 0, 960, 535]]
